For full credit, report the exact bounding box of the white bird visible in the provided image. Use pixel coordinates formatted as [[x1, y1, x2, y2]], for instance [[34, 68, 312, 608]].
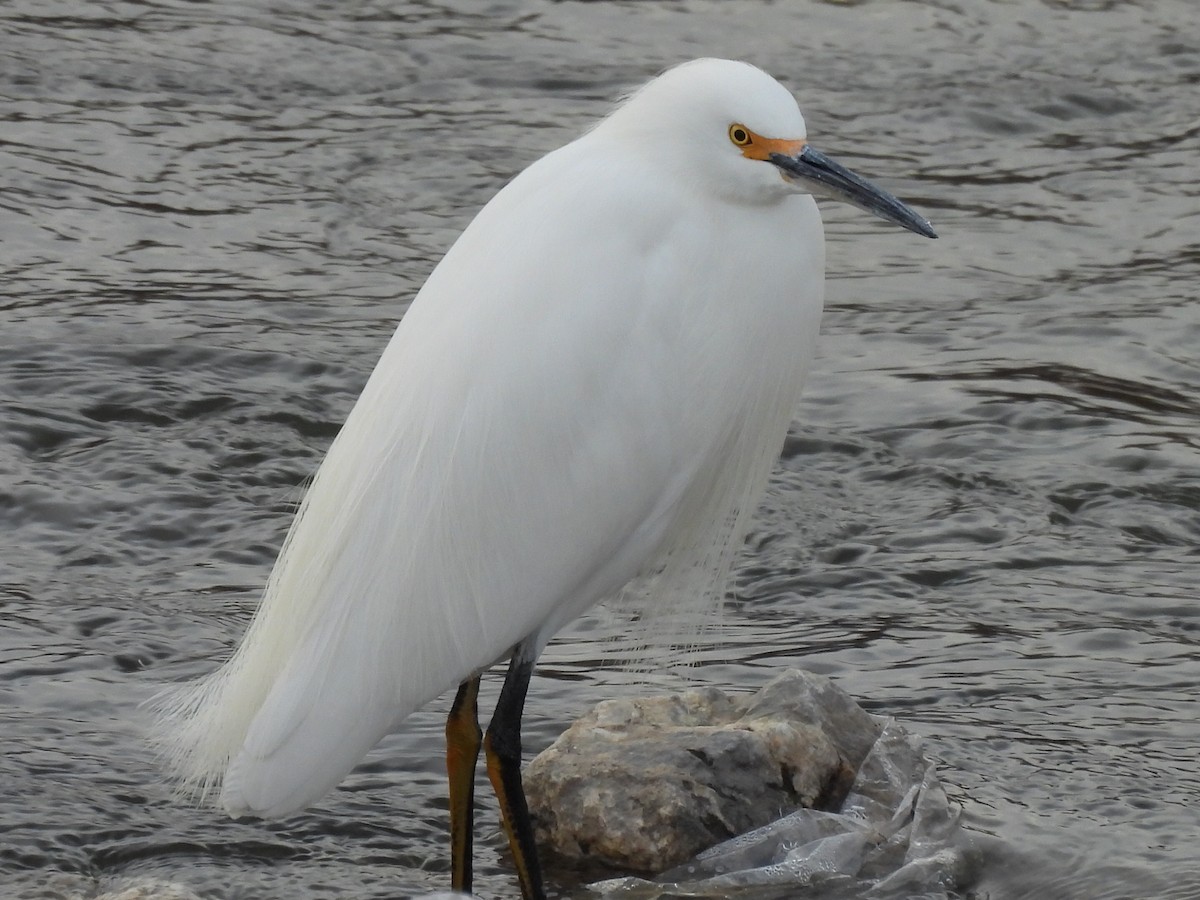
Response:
[[153, 58, 935, 900]]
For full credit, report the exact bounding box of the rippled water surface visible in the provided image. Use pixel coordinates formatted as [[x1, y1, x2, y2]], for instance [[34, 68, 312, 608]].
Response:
[[2, 1, 1198, 898]]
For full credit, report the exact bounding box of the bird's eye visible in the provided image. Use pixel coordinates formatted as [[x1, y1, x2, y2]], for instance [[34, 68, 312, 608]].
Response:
[[728, 124, 752, 147]]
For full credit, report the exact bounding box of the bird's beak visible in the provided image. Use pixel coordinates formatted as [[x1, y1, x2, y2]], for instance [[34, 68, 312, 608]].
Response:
[[770, 145, 937, 239]]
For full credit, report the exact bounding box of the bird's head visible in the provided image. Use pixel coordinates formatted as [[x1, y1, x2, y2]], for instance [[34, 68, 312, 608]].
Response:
[[600, 58, 936, 238]]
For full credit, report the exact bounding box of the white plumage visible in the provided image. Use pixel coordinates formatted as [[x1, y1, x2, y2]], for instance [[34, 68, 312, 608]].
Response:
[[152, 57, 932, 836]]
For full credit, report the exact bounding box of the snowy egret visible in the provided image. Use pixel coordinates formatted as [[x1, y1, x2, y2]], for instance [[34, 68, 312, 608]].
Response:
[[154, 58, 935, 899]]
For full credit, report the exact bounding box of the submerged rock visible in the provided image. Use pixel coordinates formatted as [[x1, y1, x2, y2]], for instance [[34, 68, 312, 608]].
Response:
[[525, 669, 881, 872], [92, 879, 203, 900]]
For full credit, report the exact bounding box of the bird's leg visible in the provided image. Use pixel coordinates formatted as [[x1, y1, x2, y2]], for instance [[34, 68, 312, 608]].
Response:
[[484, 642, 546, 900], [446, 675, 482, 894]]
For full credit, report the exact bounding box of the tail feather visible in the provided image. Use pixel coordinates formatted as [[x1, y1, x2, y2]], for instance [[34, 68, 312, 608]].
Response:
[[218, 664, 402, 818]]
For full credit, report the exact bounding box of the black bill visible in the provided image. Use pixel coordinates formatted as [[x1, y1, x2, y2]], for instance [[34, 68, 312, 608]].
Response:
[[770, 145, 937, 239]]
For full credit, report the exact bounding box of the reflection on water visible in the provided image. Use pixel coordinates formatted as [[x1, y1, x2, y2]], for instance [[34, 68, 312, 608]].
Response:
[[2, 0, 1198, 898]]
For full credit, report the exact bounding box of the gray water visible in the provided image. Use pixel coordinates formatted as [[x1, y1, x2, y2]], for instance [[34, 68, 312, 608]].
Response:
[[2, 1, 1198, 898]]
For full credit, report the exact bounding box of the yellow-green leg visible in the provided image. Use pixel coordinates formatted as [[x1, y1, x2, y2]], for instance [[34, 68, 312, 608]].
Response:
[[484, 646, 546, 900], [446, 675, 482, 894]]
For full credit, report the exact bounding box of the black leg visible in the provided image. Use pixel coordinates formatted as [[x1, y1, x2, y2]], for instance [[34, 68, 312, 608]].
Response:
[[446, 675, 482, 894], [484, 641, 546, 900]]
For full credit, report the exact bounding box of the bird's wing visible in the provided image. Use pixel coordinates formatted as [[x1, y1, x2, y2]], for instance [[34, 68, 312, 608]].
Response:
[[209, 142, 730, 816]]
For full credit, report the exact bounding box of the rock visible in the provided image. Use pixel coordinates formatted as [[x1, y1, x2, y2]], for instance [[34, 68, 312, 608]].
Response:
[[525, 669, 881, 873], [585, 718, 978, 899]]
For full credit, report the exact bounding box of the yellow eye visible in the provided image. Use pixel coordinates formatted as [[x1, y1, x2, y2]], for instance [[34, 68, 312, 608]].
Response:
[[728, 124, 752, 147]]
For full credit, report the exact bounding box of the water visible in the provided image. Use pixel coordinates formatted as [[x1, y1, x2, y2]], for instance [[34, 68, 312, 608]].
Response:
[[2, 0, 1198, 897]]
